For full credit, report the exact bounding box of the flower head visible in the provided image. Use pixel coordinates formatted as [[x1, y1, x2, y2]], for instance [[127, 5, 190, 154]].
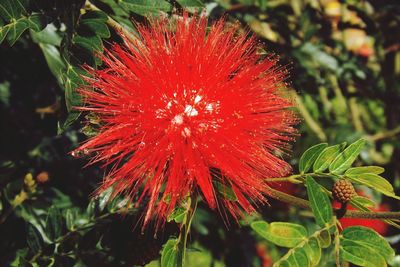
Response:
[[75, 13, 297, 226]]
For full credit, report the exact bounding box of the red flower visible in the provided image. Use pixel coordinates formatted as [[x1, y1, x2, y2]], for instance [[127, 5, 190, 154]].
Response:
[[74, 14, 297, 226]]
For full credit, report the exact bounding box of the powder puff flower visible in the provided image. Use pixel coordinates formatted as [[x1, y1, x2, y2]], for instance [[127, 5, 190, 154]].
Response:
[[74, 13, 297, 226]]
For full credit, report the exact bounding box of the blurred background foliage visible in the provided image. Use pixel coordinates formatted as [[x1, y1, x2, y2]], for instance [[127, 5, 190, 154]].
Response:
[[0, 0, 400, 266]]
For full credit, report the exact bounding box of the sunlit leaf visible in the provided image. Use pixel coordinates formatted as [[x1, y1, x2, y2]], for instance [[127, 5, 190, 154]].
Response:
[[306, 176, 333, 227]]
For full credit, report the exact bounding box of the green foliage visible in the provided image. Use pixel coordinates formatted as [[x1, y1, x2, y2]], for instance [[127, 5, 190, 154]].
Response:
[[299, 143, 327, 174], [340, 226, 394, 267], [161, 238, 180, 267], [251, 221, 307, 248], [306, 176, 333, 227], [0, 0, 46, 45], [329, 139, 366, 174], [313, 143, 346, 172]]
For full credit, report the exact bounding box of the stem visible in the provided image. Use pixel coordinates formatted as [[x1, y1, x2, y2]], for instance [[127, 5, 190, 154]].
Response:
[[177, 196, 197, 267], [267, 173, 334, 183], [367, 125, 400, 142], [266, 185, 400, 220], [333, 217, 341, 267]]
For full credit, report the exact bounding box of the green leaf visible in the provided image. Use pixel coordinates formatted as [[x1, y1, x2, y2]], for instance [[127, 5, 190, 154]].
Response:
[[0, 0, 46, 45], [26, 223, 44, 253], [58, 111, 80, 134], [176, 0, 204, 12], [313, 143, 345, 172], [346, 173, 400, 199], [305, 176, 333, 227], [342, 226, 394, 260], [65, 209, 76, 231], [119, 0, 172, 16], [251, 221, 307, 248], [0, 0, 28, 20], [317, 229, 331, 248], [161, 238, 179, 267], [329, 139, 366, 174], [0, 13, 46, 45], [167, 206, 187, 224], [82, 10, 108, 22], [10, 248, 29, 267], [350, 196, 375, 208], [345, 166, 385, 176], [340, 239, 386, 267], [63, 64, 85, 112], [213, 181, 238, 201], [98, 187, 113, 211], [299, 143, 328, 173], [80, 11, 110, 39], [46, 206, 63, 241], [30, 24, 62, 46], [72, 35, 103, 53], [81, 20, 110, 38], [303, 237, 321, 266], [278, 248, 309, 267], [39, 44, 66, 83], [30, 25, 66, 85]]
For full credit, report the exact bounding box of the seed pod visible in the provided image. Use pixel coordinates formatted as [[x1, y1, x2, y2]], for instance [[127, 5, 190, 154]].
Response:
[[332, 179, 356, 203]]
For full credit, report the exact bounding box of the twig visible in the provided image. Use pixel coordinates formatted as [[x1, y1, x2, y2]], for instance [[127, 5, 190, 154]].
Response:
[[266, 185, 400, 220], [367, 126, 400, 142], [333, 217, 341, 267]]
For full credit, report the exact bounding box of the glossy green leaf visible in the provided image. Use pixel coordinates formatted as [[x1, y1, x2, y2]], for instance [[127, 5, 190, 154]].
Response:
[[98, 187, 113, 211], [251, 221, 307, 248], [0, 0, 46, 45], [306, 176, 333, 227], [346, 173, 400, 199], [329, 139, 366, 174], [72, 35, 103, 53], [342, 226, 394, 260], [63, 64, 85, 112], [313, 143, 345, 172], [30, 24, 62, 46], [46, 206, 63, 241], [345, 166, 385, 176], [340, 239, 386, 267], [161, 238, 179, 267], [65, 209, 76, 231], [299, 143, 328, 173], [80, 11, 110, 38], [0, 13, 46, 45], [0, 0, 28, 20], [119, 0, 172, 16], [26, 223, 43, 253], [81, 20, 110, 38]]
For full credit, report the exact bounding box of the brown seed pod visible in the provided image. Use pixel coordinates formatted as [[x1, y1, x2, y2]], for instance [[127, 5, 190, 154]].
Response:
[[332, 179, 356, 203]]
